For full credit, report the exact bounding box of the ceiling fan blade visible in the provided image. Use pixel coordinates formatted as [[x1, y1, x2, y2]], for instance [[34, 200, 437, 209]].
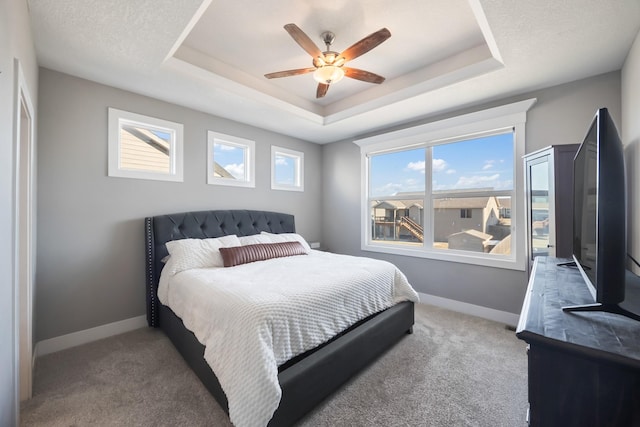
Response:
[[343, 67, 385, 84], [316, 83, 330, 98], [264, 68, 316, 79], [284, 23, 323, 59], [340, 28, 391, 62]]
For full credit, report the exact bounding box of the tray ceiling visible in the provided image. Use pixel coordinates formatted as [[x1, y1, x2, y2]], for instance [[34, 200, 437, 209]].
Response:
[[28, 0, 640, 143]]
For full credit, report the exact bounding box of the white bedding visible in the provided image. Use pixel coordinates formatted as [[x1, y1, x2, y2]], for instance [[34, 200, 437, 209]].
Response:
[[158, 249, 419, 427]]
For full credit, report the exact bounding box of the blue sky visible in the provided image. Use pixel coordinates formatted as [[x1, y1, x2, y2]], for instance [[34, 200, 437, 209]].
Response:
[[213, 143, 297, 183], [152, 129, 171, 143], [370, 132, 514, 197], [213, 142, 245, 179], [274, 153, 296, 185]]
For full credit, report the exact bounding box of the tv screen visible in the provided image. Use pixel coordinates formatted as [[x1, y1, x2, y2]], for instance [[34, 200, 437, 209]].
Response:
[[572, 121, 598, 297], [570, 108, 627, 307]]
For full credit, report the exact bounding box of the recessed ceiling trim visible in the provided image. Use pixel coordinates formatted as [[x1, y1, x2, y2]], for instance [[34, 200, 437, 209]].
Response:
[[468, 0, 504, 64], [170, 42, 504, 128], [163, 0, 214, 62], [173, 45, 323, 114], [323, 44, 504, 125], [164, 54, 326, 125]]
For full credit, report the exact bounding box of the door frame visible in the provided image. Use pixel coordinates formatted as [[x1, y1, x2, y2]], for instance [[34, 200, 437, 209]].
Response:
[[13, 58, 36, 402]]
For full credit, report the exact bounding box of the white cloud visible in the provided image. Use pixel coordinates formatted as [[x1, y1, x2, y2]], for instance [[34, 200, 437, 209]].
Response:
[[453, 173, 513, 190], [434, 173, 513, 191], [455, 173, 501, 188], [432, 158, 448, 173], [446, 169, 457, 175], [216, 143, 237, 151], [407, 160, 426, 173], [456, 173, 500, 188], [482, 160, 497, 170], [374, 182, 404, 196], [373, 178, 425, 196], [224, 163, 245, 179], [275, 157, 288, 166]]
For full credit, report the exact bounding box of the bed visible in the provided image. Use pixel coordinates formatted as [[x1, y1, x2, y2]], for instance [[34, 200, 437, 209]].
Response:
[[145, 209, 416, 426]]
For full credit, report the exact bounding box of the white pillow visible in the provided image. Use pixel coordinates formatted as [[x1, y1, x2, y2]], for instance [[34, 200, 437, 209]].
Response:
[[259, 231, 311, 253], [238, 234, 273, 246], [164, 234, 241, 275]]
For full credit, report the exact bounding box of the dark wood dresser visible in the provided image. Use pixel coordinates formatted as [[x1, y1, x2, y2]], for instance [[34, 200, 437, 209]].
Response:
[[516, 256, 640, 427]]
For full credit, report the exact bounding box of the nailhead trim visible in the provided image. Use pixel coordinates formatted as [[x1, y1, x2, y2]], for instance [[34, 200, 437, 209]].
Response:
[[145, 217, 156, 327]]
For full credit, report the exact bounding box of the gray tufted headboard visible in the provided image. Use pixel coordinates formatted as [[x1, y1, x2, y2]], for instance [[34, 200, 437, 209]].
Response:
[[145, 210, 296, 327]]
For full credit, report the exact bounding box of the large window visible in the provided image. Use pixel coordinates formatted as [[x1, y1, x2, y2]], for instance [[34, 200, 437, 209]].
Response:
[[356, 99, 535, 270]]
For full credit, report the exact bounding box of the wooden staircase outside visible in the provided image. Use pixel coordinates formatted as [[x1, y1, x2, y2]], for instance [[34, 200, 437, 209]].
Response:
[[399, 216, 424, 242]]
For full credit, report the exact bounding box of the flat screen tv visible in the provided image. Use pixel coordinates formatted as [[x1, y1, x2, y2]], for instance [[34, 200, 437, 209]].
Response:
[[563, 107, 640, 321]]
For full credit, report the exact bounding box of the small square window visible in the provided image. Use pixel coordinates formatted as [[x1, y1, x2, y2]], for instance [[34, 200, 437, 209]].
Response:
[[460, 209, 473, 218], [108, 108, 183, 182], [208, 131, 255, 188], [271, 146, 304, 192]]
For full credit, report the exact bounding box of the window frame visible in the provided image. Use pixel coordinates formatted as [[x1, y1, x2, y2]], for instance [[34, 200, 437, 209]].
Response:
[[207, 131, 256, 188], [355, 99, 536, 271], [271, 146, 304, 192], [107, 108, 184, 182]]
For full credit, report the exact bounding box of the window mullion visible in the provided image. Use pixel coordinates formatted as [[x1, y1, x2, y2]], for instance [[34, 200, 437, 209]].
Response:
[[424, 146, 434, 247]]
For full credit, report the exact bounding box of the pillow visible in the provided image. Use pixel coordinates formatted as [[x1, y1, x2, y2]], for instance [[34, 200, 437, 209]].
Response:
[[164, 234, 241, 275], [238, 234, 273, 246], [219, 241, 307, 267], [259, 231, 311, 253]]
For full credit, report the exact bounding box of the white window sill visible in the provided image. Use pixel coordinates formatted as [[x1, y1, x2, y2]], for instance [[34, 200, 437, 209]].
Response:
[[362, 242, 526, 271]]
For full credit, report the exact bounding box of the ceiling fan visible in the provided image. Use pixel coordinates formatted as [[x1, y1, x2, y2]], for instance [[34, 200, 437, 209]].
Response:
[[264, 23, 391, 98]]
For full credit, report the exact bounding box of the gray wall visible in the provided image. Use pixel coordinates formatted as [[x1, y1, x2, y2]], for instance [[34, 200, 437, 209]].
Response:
[[33, 37, 637, 341], [36, 68, 322, 341], [1, 0, 39, 424], [322, 71, 622, 315], [622, 29, 640, 275]]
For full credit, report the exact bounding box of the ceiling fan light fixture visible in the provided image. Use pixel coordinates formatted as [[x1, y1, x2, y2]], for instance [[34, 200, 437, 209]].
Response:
[[313, 65, 345, 85]]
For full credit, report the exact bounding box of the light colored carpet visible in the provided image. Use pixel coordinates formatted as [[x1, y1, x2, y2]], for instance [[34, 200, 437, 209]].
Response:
[[21, 304, 528, 426]]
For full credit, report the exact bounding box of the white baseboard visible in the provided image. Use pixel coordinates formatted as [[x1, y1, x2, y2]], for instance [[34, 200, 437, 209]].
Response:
[[33, 297, 518, 357], [35, 315, 147, 357], [418, 292, 520, 327]]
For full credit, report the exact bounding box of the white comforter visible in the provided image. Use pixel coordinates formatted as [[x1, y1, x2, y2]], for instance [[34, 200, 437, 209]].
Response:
[[158, 250, 419, 427]]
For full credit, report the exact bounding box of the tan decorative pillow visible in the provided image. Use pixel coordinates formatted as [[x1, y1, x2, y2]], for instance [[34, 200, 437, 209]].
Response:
[[219, 241, 307, 267]]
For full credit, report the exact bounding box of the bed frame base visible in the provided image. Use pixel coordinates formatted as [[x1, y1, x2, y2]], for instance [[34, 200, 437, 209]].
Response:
[[160, 301, 414, 426]]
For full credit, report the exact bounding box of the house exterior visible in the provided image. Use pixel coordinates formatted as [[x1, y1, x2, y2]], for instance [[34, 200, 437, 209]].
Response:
[[432, 196, 500, 243], [372, 195, 512, 252], [372, 199, 424, 241], [120, 126, 171, 173], [448, 229, 494, 252], [490, 234, 512, 255]]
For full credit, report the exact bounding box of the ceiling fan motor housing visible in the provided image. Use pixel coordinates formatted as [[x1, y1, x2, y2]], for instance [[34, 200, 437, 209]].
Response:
[[313, 51, 342, 67]]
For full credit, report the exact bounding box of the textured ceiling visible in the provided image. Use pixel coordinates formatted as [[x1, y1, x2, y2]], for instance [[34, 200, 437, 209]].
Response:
[[27, 0, 640, 143], [179, 0, 486, 106]]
